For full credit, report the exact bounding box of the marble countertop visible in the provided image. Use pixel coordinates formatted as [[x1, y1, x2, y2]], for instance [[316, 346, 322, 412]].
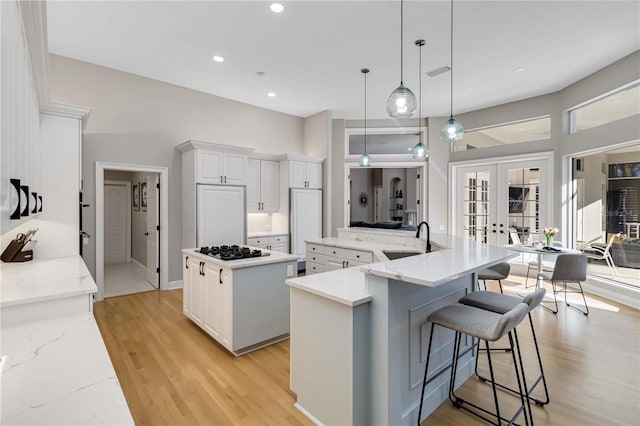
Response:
[[0, 255, 97, 308], [305, 237, 425, 262], [362, 234, 517, 287], [247, 232, 288, 238], [286, 266, 371, 307], [1, 313, 134, 425], [183, 247, 298, 269]]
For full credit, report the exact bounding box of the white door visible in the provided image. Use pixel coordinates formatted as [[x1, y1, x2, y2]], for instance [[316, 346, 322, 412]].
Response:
[[289, 160, 307, 188], [104, 184, 127, 265], [455, 158, 549, 246], [223, 153, 247, 185], [306, 162, 323, 189], [146, 175, 159, 288]]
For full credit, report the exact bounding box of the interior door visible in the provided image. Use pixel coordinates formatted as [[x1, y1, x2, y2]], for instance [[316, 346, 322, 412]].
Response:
[[455, 158, 548, 246], [104, 184, 127, 264], [146, 175, 159, 288]]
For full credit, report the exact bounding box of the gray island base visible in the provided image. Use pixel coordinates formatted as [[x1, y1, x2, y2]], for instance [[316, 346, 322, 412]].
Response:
[[287, 230, 515, 425]]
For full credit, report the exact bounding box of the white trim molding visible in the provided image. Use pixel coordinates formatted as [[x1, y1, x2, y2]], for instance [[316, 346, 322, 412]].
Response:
[[96, 162, 169, 301], [18, 0, 49, 108]]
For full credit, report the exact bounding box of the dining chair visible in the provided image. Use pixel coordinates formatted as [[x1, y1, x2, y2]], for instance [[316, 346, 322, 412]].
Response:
[[524, 240, 564, 288], [579, 233, 620, 278], [540, 254, 589, 315]]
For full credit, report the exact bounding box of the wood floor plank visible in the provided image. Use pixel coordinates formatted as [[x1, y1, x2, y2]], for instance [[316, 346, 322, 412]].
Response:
[[94, 282, 640, 426]]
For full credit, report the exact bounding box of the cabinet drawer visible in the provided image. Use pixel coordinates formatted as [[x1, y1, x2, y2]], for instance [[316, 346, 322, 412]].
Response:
[[269, 235, 288, 244], [307, 243, 325, 255], [325, 246, 348, 259], [306, 253, 326, 264], [345, 259, 367, 268], [306, 261, 325, 274], [344, 249, 373, 263], [247, 237, 268, 247]]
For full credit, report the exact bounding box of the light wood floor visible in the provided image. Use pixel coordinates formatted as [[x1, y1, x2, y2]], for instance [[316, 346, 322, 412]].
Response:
[[94, 281, 640, 426]]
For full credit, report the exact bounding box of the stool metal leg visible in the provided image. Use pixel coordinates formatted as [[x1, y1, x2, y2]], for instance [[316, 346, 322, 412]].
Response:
[[474, 313, 550, 407], [417, 323, 436, 425]]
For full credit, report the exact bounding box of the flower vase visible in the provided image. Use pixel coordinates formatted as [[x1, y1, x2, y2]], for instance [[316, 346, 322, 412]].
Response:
[[545, 235, 553, 247]]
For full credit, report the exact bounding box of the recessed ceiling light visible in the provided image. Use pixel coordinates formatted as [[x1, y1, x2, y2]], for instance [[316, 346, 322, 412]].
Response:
[[514, 67, 526, 73], [212, 56, 224, 63], [270, 3, 284, 13], [268, 92, 276, 97]]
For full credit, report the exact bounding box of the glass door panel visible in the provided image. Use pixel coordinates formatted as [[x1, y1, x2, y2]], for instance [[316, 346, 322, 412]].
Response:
[[458, 168, 496, 244]]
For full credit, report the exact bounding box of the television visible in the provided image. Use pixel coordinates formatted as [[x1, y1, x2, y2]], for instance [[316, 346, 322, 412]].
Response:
[[508, 187, 529, 213]]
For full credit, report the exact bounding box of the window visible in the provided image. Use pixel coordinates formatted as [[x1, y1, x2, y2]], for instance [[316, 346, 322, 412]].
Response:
[[454, 117, 551, 152], [569, 82, 640, 133], [347, 132, 422, 155]]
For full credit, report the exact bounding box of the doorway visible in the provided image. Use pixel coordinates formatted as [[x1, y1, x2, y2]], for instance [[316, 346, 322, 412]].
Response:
[[451, 153, 553, 247], [96, 162, 169, 301], [103, 170, 160, 298]]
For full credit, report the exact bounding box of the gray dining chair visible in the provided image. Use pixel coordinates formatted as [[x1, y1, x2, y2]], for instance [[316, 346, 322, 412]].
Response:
[[540, 254, 589, 315]]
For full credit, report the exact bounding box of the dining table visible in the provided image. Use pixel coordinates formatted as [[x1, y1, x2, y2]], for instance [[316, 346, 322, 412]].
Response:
[[505, 244, 581, 301]]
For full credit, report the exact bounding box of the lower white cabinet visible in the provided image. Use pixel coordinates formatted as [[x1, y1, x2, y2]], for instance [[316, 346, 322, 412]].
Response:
[[305, 243, 373, 275], [247, 234, 289, 253], [182, 251, 296, 356]]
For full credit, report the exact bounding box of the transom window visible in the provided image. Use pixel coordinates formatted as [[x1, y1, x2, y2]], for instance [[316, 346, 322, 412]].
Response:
[[569, 82, 640, 133], [454, 116, 551, 152]]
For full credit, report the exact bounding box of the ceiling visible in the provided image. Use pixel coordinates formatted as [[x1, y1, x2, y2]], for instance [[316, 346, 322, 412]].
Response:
[[46, 1, 640, 120]]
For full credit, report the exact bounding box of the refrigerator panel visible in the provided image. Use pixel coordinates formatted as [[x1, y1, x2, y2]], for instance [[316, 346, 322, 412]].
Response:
[[197, 185, 246, 247], [290, 189, 322, 258]]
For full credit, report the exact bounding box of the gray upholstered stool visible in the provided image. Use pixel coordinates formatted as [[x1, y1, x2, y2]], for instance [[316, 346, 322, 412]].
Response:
[[477, 262, 510, 293], [417, 302, 531, 426], [459, 288, 550, 410]]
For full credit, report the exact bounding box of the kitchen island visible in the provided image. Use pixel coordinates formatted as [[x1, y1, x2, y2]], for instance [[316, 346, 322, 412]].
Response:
[[287, 230, 515, 425], [182, 247, 298, 355]]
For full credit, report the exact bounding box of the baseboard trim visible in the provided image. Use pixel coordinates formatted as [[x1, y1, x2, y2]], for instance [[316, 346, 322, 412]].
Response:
[[167, 280, 183, 290], [131, 258, 146, 269]]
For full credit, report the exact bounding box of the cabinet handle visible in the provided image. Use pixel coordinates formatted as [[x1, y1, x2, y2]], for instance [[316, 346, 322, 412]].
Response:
[[185, 256, 189, 269], [219, 268, 223, 284], [356, 254, 360, 258], [220, 176, 223, 183], [200, 262, 204, 276], [224, 176, 227, 184]]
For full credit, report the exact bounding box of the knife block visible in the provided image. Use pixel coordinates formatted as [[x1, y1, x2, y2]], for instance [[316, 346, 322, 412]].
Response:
[[1, 238, 33, 262]]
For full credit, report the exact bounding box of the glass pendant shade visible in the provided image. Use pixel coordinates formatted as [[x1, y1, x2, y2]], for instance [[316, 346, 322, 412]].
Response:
[[359, 152, 371, 167], [386, 84, 417, 118], [440, 117, 465, 142], [411, 141, 428, 159]]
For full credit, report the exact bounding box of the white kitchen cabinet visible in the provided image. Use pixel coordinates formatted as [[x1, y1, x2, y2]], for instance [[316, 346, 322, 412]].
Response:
[[203, 263, 232, 348], [247, 234, 289, 253], [304, 242, 373, 275], [196, 149, 247, 185], [247, 158, 279, 212], [178, 140, 254, 248], [287, 159, 323, 189]]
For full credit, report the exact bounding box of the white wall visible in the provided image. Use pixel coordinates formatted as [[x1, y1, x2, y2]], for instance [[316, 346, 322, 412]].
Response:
[[49, 55, 306, 282]]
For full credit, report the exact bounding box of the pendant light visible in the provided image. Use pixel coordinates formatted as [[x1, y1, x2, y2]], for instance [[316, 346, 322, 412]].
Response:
[[386, 0, 416, 118], [412, 39, 428, 159], [440, 0, 464, 142], [359, 68, 371, 167]]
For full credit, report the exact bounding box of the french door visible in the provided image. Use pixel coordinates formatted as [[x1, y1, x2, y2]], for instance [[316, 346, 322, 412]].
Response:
[[455, 158, 550, 247]]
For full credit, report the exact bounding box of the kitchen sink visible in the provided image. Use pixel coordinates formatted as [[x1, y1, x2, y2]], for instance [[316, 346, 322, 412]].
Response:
[[382, 250, 423, 260]]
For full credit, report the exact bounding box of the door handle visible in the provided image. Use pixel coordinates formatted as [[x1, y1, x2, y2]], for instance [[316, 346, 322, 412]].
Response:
[[219, 268, 223, 284]]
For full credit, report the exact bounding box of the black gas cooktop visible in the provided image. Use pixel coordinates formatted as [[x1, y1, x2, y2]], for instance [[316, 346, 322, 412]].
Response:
[[197, 245, 270, 261]]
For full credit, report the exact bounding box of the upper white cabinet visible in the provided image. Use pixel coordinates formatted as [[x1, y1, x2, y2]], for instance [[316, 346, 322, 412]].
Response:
[[247, 157, 279, 213], [196, 148, 247, 185], [280, 155, 324, 189]]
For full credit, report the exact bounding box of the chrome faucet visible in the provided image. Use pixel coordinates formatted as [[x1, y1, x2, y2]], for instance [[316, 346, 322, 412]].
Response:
[[416, 221, 431, 253]]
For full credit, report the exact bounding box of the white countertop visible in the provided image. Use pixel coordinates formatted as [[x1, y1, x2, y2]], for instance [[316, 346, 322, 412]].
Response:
[[362, 234, 517, 287], [1, 313, 134, 425], [182, 247, 298, 269], [0, 255, 97, 308], [286, 266, 371, 307], [305, 237, 425, 262], [247, 232, 288, 238]]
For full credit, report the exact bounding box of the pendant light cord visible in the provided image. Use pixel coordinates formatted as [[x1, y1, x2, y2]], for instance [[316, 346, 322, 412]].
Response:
[[400, 0, 404, 84], [364, 70, 367, 152], [449, 0, 454, 119], [418, 41, 422, 143]]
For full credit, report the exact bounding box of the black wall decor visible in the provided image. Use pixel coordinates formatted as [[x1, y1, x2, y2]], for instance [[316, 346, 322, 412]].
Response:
[[20, 185, 29, 216], [10, 179, 21, 219], [31, 192, 38, 214], [38, 195, 43, 212]]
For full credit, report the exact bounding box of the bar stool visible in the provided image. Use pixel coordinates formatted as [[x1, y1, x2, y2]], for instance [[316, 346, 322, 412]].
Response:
[[477, 262, 510, 293], [417, 302, 531, 426], [459, 288, 550, 410]]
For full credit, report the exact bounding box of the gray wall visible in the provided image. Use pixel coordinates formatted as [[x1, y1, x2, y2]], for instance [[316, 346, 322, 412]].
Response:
[[350, 168, 374, 222], [50, 55, 306, 283]]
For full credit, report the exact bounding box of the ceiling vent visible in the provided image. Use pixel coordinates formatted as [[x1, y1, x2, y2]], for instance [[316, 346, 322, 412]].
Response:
[[427, 66, 451, 77]]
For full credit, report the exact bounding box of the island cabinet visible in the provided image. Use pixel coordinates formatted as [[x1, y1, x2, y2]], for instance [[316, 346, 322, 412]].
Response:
[[247, 234, 289, 253], [306, 242, 373, 274], [247, 157, 279, 212], [182, 249, 298, 356]]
